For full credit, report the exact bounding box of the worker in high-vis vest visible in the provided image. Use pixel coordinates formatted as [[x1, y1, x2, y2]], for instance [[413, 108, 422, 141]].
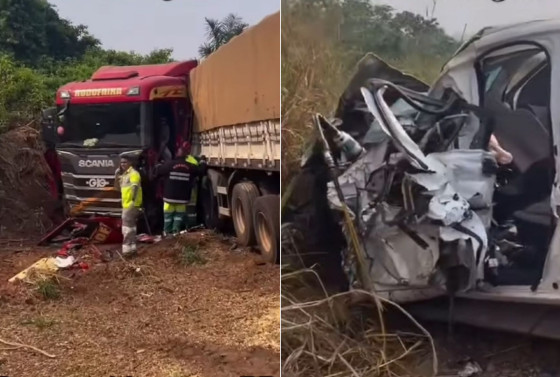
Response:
[[184, 153, 200, 228], [152, 146, 206, 236], [114, 154, 143, 255]]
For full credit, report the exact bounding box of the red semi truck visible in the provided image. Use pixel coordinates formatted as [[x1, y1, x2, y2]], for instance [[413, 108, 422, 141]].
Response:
[[42, 11, 280, 262]]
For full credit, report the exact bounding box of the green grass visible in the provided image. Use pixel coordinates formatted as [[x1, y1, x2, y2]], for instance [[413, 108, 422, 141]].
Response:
[[179, 245, 206, 266], [35, 278, 61, 300]]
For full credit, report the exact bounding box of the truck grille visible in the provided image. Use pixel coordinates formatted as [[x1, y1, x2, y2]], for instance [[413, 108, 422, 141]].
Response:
[[61, 172, 122, 216]]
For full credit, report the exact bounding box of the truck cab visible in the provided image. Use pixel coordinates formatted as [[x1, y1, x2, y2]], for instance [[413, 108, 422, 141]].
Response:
[[43, 61, 198, 220]]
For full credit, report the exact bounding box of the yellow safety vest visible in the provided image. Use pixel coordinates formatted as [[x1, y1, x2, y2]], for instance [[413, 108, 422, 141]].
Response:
[[186, 155, 199, 166], [120, 167, 143, 209]]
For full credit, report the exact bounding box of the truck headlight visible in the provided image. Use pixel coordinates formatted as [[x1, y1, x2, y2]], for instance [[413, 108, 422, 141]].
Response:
[[127, 87, 140, 96]]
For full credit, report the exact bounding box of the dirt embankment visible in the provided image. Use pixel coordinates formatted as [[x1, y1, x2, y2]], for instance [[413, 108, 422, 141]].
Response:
[[0, 125, 57, 236], [0, 231, 280, 377]]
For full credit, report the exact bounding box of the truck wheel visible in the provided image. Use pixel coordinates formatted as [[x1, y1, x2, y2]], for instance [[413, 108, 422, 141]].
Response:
[[232, 181, 260, 246], [253, 195, 279, 264]]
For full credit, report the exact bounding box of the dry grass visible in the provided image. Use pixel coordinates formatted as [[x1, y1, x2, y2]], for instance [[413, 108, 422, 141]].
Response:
[[281, 267, 438, 377], [281, 0, 353, 187]]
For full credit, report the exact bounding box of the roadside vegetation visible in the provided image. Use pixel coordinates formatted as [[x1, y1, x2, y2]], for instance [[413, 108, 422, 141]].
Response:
[[281, 0, 460, 185]]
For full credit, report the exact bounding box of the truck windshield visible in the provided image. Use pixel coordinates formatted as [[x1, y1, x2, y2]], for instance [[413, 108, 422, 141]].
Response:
[[57, 102, 142, 147]]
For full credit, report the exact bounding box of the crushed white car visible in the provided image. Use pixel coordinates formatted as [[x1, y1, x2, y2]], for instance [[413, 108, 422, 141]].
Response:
[[282, 19, 560, 338]]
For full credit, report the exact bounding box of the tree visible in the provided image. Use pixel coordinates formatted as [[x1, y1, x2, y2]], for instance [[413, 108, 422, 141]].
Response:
[[0, 0, 100, 66], [0, 54, 50, 128], [198, 14, 248, 58]]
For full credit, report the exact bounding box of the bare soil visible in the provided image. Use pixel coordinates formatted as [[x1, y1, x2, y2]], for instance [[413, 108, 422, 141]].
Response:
[[0, 231, 280, 377], [429, 323, 560, 377]]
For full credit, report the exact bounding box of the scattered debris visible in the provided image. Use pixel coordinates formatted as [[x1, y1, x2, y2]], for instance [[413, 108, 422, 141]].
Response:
[[457, 359, 482, 377], [38, 217, 121, 246], [137, 234, 161, 244], [8, 257, 58, 283], [54, 255, 75, 268], [11, 217, 165, 281]]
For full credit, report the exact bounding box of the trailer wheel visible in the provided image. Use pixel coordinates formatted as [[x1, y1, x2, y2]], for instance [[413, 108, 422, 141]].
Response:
[[231, 181, 260, 246], [253, 195, 279, 264]]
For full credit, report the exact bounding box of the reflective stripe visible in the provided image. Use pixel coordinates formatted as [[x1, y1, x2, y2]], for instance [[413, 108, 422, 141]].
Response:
[[170, 172, 191, 178], [170, 176, 191, 181], [163, 198, 188, 204]]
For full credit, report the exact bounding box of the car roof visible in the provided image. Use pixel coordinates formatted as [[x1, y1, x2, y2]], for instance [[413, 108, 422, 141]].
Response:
[[445, 19, 560, 71]]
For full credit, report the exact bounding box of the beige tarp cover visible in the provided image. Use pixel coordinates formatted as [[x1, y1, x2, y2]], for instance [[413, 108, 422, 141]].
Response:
[[189, 11, 280, 132]]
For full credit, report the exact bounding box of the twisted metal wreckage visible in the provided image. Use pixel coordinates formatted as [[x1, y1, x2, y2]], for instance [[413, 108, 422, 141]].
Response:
[[282, 20, 560, 338]]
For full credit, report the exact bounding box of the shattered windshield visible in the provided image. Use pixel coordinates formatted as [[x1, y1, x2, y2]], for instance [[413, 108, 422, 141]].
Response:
[[57, 102, 142, 147]]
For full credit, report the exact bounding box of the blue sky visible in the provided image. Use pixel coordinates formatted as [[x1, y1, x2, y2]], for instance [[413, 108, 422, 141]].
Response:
[[48, 0, 279, 59]]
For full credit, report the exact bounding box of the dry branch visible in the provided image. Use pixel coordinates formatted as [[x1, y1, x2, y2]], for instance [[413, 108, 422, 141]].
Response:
[[0, 337, 56, 358]]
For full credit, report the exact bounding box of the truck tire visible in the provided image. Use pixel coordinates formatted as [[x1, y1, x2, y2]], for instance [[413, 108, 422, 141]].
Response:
[[232, 181, 260, 246], [253, 195, 279, 264], [201, 177, 226, 231]]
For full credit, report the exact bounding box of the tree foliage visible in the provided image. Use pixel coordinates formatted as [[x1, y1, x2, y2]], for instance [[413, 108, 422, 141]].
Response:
[[0, 0, 100, 66], [198, 14, 248, 58], [0, 0, 175, 131], [285, 0, 459, 79]]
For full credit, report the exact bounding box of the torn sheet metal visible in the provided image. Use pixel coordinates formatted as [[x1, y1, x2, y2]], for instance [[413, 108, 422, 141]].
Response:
[[325, 83, 495, 294], [361, 86, 431, 170], [365, 219, 441, 288], [325, 142, 388, 213], [39, 217, 122, 246]]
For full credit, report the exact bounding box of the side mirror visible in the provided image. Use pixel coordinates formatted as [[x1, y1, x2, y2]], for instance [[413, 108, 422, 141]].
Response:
[[40, 107, 58, 147]]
